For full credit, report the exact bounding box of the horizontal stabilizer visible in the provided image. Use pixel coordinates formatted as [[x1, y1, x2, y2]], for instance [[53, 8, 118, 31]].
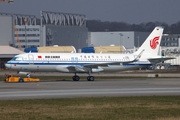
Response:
[[148, 57, 175, 63]]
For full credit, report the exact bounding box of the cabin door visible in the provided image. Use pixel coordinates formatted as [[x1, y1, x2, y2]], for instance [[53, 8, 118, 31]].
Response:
[[71, 57, 78, 63], [28, 54, 34, 64]]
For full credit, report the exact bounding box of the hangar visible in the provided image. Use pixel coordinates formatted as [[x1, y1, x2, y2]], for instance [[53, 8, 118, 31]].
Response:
[[0, 11, 88, 51]]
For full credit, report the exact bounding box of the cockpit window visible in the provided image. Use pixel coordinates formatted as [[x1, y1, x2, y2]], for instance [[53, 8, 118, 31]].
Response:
[[10, 57, 23, 61]]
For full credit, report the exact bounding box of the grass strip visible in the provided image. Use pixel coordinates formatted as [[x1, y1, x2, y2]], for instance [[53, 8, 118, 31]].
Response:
[[0, 96, 180, 120]]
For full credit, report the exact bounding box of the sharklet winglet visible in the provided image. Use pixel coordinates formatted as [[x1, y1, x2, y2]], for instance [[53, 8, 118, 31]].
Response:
[[134, 49, 145, 61]]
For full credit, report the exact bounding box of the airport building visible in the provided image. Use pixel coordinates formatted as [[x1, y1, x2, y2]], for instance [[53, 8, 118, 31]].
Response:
[[0, 13, 41, 50], [161, 34, 180, 47], [15, 25, 41, 49], [0, 11, 88, 51], [0, 15, 13, 46], [41, 11, 88, 51], [88, 31, 150, 49]]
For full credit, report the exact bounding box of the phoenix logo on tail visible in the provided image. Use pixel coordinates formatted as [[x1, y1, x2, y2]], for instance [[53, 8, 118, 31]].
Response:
[[150, 36, 160, 49]]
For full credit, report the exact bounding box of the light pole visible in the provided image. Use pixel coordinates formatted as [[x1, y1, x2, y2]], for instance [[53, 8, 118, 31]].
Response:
[[24, 18, 27, 49], [137, 36, 139, 48], [40, 11, 43, 46], [78, 35, 80, 50], [119, 33, 123, 53]]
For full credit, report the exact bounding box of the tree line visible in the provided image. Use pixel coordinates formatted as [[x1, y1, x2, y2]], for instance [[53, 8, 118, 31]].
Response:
[[86, 20, 180, 34]]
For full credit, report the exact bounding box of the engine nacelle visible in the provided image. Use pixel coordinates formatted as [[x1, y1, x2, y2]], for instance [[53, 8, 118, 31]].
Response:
[[18, 71, 30, 75], [92, 67, 104, 73], [18, 71, 31, 77], [55, 66, 70, 72]]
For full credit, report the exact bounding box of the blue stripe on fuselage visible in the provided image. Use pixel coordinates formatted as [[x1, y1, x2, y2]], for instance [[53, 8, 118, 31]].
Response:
[[6, 61, 151, 67]]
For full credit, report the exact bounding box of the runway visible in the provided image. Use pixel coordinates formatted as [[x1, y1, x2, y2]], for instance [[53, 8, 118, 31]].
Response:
[[0, 78, 180, 100]]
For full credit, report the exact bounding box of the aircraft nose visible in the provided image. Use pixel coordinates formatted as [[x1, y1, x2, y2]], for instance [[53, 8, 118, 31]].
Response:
[[5, 63, 10, 69]]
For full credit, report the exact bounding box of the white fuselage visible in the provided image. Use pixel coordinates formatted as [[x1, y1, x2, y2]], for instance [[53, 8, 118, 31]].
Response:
[[5, 52, 149, 73]]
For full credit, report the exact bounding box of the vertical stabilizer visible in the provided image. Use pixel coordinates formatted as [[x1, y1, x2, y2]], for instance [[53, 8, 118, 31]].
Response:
[[134, 26, 164, 58]]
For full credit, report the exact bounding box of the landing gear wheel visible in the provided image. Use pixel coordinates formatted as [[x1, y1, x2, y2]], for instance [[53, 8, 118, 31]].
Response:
[[87, 76, 94, 81], [72, 76, 80, 81]]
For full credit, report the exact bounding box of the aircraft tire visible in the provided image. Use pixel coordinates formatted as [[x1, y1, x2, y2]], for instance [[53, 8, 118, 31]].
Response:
[[87, 76, 94, 81], [72, 76, 80, 81], [87, 76, 90, 81], [75, 76, 80, 81], [72, 76, 75, 81]]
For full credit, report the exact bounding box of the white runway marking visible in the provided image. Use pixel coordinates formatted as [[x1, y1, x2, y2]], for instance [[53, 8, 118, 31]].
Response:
[[1, 88, 180, 99]]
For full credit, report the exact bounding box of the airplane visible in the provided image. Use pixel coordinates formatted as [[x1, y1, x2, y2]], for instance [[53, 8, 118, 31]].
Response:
[[5, 26, 168, 81]]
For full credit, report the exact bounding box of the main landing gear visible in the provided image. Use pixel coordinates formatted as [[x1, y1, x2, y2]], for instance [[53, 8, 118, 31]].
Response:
[[87, 76, 94, 81], [72, 73, 95, 81], [72, 74, 80, 81], [87, 70, 95, 81]]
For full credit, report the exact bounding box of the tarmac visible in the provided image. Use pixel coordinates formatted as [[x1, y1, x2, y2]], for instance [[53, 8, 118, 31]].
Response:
[[0, 69, 180, 100], [1, 69, 180, 77]]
